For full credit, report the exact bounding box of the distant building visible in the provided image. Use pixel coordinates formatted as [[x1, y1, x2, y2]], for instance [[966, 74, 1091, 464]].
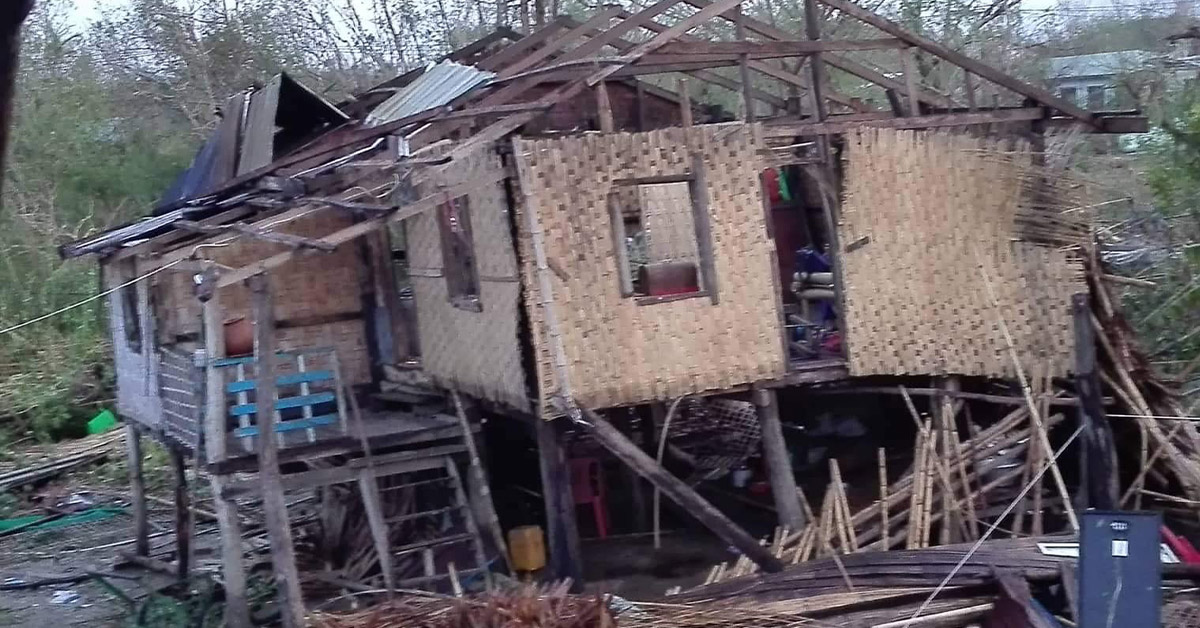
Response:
[[1049, 50, 1156, 110]]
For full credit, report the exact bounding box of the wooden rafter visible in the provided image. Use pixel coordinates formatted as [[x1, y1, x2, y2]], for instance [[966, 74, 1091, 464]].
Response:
[[628, 12, 871, 113], [680, 0, 952, 108], [817, 0, 1092, 122], [175, 219, 337, 251], [497, 6, 625, 78], [475, 17, 573, 71]]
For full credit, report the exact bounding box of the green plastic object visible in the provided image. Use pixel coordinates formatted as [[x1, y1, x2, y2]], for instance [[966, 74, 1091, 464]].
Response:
[[87, 409, 118, 434]]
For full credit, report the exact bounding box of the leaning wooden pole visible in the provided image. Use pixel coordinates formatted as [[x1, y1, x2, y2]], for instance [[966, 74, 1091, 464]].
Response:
[[125, 423, 149, 557], [577, 406, 785, 573], [451, 391, 511, 571], [248, 274, 306, 628]]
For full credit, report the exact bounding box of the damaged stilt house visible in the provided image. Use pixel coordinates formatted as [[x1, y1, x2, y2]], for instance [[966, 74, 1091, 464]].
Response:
[[61, 0, 1199, 624]]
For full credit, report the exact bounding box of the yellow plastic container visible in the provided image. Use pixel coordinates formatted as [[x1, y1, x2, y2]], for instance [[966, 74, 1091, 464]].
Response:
[[507, 525, 547, 572]]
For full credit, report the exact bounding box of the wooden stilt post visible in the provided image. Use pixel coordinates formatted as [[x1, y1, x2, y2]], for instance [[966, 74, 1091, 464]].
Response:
[[125, 423, 149, 557], [578, 407, 785, 573], [753, 387, 804, 530], [451, 391, 510, 570], [200, 284, 251, 628], [1074, 293, 1118, 509], [534, 417, 584, 586], [248, 274, 306, 628], [170, 446, 192, 580]]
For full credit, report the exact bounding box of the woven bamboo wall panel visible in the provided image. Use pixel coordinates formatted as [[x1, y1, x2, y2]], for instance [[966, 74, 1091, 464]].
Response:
[[838, 128, 1082, 378], [513, 124, 787, 414], [406, 144, 530, 412], [156, 212, 372, 385]]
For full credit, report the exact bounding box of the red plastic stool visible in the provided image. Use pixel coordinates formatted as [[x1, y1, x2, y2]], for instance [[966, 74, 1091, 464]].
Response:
[[569, 457, 609, 538]]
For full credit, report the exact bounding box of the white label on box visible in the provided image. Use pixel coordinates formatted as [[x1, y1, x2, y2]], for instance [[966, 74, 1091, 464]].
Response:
[[1112, 540, 1129, 557]]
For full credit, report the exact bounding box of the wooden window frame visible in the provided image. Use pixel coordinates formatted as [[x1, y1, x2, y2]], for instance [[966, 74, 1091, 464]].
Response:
[[437, 194, 483, 312], [607, 155, 718, 306], [118, 261, 143, 354]]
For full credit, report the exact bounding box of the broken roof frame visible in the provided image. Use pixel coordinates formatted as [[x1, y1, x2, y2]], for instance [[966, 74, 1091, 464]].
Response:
[[61, 0, 1147, 263]]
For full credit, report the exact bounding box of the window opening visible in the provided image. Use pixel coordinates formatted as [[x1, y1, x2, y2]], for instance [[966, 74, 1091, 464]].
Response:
[[438, 194, 481, 311], [608, 171, 713, 304]]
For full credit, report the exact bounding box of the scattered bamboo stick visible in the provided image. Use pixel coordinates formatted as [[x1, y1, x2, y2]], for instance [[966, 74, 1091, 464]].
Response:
[[877, 448, 889, 552]]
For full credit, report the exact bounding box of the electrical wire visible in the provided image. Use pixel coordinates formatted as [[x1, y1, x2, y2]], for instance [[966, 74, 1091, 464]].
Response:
[[898, 422, 1086, 628], [0, 258, 184, 337]]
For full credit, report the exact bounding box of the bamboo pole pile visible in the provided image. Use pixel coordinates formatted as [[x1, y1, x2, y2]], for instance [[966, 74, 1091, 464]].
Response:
[[705, 401, 1068, 584], [1085, 255, 1200, 506]]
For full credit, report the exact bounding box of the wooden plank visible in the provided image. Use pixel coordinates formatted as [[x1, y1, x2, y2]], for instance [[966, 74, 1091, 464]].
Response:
[[578, 407, 785, 572], [595, 83, 614, 132], [452, 392, 510, 571], [248, 274, 306, 628], [817, 0, 1093, 122], [475, 18, 571, 71], [689, 153, 719, 305], [563, 0, 686, 64], [534, 417, 583, 585], [357, 471, 397, 592], [582, 0, 750, 88], [763, 107, 1044, 136], [497, 5, 625, 79], [754, 387, 804, 529], [125, 424, 149, 557], [655, 38, 905, 55]]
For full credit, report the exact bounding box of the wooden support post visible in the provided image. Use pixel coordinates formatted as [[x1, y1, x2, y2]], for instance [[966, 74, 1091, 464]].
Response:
[[753, 387, 804, 530], [170, 446, 192, 580], [1074, 293, 1118, 509], [595, 82, 614, 133], [125, 423, 149, 557], [803, 0, 828, 122], [735, 4, 755, 122], [677, 77, 693, 127], [248, 274, 306, 628], [200, 285, 251, 628], [902, 47, 921, 117], [534, 417, 583, 586], [578, 407, 785, 573]]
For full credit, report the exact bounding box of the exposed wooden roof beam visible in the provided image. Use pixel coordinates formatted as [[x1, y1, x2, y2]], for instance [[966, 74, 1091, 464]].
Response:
[[498, 6, 626, 78], [655, 38, 905, 55], [564, 0, 686, 62], [629, 13, 872, 113], [175, 220, 337, 252], [475, 17, 573, 71], [554, 15, 788, 109], [763, 107, 1045, 136], [678, 0, 952, 108], [817, 0, 1092, 122]]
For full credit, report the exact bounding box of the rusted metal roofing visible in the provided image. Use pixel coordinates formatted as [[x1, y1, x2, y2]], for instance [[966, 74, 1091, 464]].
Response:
[[364, 60, 495, 127]]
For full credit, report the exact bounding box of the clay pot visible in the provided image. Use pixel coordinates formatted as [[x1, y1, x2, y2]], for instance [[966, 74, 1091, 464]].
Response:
[[223, 317, 254, 357]]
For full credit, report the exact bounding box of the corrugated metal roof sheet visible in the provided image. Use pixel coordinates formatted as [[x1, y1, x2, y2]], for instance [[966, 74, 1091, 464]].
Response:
[[364, 60, 494, 127], [1049, 51, 1154, 79]]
